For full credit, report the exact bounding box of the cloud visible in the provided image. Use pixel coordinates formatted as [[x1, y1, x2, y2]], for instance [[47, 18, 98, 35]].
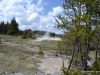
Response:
[[0, 0, 63, 33], [39, 6, 64, 33], [27, 12, 39, 22], [48, 6, 64, 16]]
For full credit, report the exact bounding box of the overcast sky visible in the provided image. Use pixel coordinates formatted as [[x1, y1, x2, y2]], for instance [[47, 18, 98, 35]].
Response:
[[0, 0, 64, 34]]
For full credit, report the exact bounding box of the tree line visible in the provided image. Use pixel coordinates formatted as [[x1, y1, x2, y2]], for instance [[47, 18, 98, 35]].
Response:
[[0, 18, 60, 39], [0, 18, 19, 35], [56, 0, 100, 74], [0, 21, 9, 35]]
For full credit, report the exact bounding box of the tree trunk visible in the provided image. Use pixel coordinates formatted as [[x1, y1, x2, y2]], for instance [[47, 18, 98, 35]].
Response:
[[94, 40, 99, 71], [68, 40, 76, 70], [84, 38, 89, 71]]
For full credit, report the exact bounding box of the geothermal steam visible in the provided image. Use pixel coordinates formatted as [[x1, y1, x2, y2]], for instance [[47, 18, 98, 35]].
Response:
[[35, 32, 61, 41]]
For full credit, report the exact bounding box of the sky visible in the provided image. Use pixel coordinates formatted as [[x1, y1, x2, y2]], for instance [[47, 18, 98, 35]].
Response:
[[0, 0, 64, 34]]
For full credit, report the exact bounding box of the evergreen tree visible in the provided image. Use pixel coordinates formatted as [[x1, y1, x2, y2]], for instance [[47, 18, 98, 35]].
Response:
[[22, 29, 32, 39], [7, 18, 19, 35], [0, 21, 9, 34], [0, 21, 4, 34], [27, 29, 32, 38], [4, 21, 9, 34]]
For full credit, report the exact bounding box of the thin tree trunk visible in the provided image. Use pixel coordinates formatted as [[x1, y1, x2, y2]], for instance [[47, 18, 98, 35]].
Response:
[[62, 56, 64, 68], [95, 43, 98, 62], [84, 38, 89, 71], [68, 40, 76, 70], [74, 44, 79, 67], [79, 42, 84, 70], [94, 40, 99, 71]]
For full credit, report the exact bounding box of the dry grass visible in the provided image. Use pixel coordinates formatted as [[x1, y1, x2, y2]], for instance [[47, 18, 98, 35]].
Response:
[[0, 34, 16, 39], [88, 51, 95, 59], [0, 44, 39, 74], [31, 40, 58, 51], [0, 34, 58, 74]]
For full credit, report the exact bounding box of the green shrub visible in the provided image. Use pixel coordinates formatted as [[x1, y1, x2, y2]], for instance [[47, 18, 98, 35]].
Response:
[[32, 36, 36, 39], [92, 58, 100, 71], [37, 50, 44, 55], [21, 35, 27, 39], [61, 67, 82, 75]]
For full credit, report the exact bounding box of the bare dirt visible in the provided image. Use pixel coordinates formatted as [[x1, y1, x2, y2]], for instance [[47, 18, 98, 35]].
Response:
[[37, 55, 69, 75]]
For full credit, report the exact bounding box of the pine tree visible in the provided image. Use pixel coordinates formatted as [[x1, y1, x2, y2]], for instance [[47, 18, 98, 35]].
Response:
[[7, 17, 19, 35], [22, 29, 32, 39], [0, 21, 4, 34], [0, 21, 9, 34], [3, 21, 9, 35]]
